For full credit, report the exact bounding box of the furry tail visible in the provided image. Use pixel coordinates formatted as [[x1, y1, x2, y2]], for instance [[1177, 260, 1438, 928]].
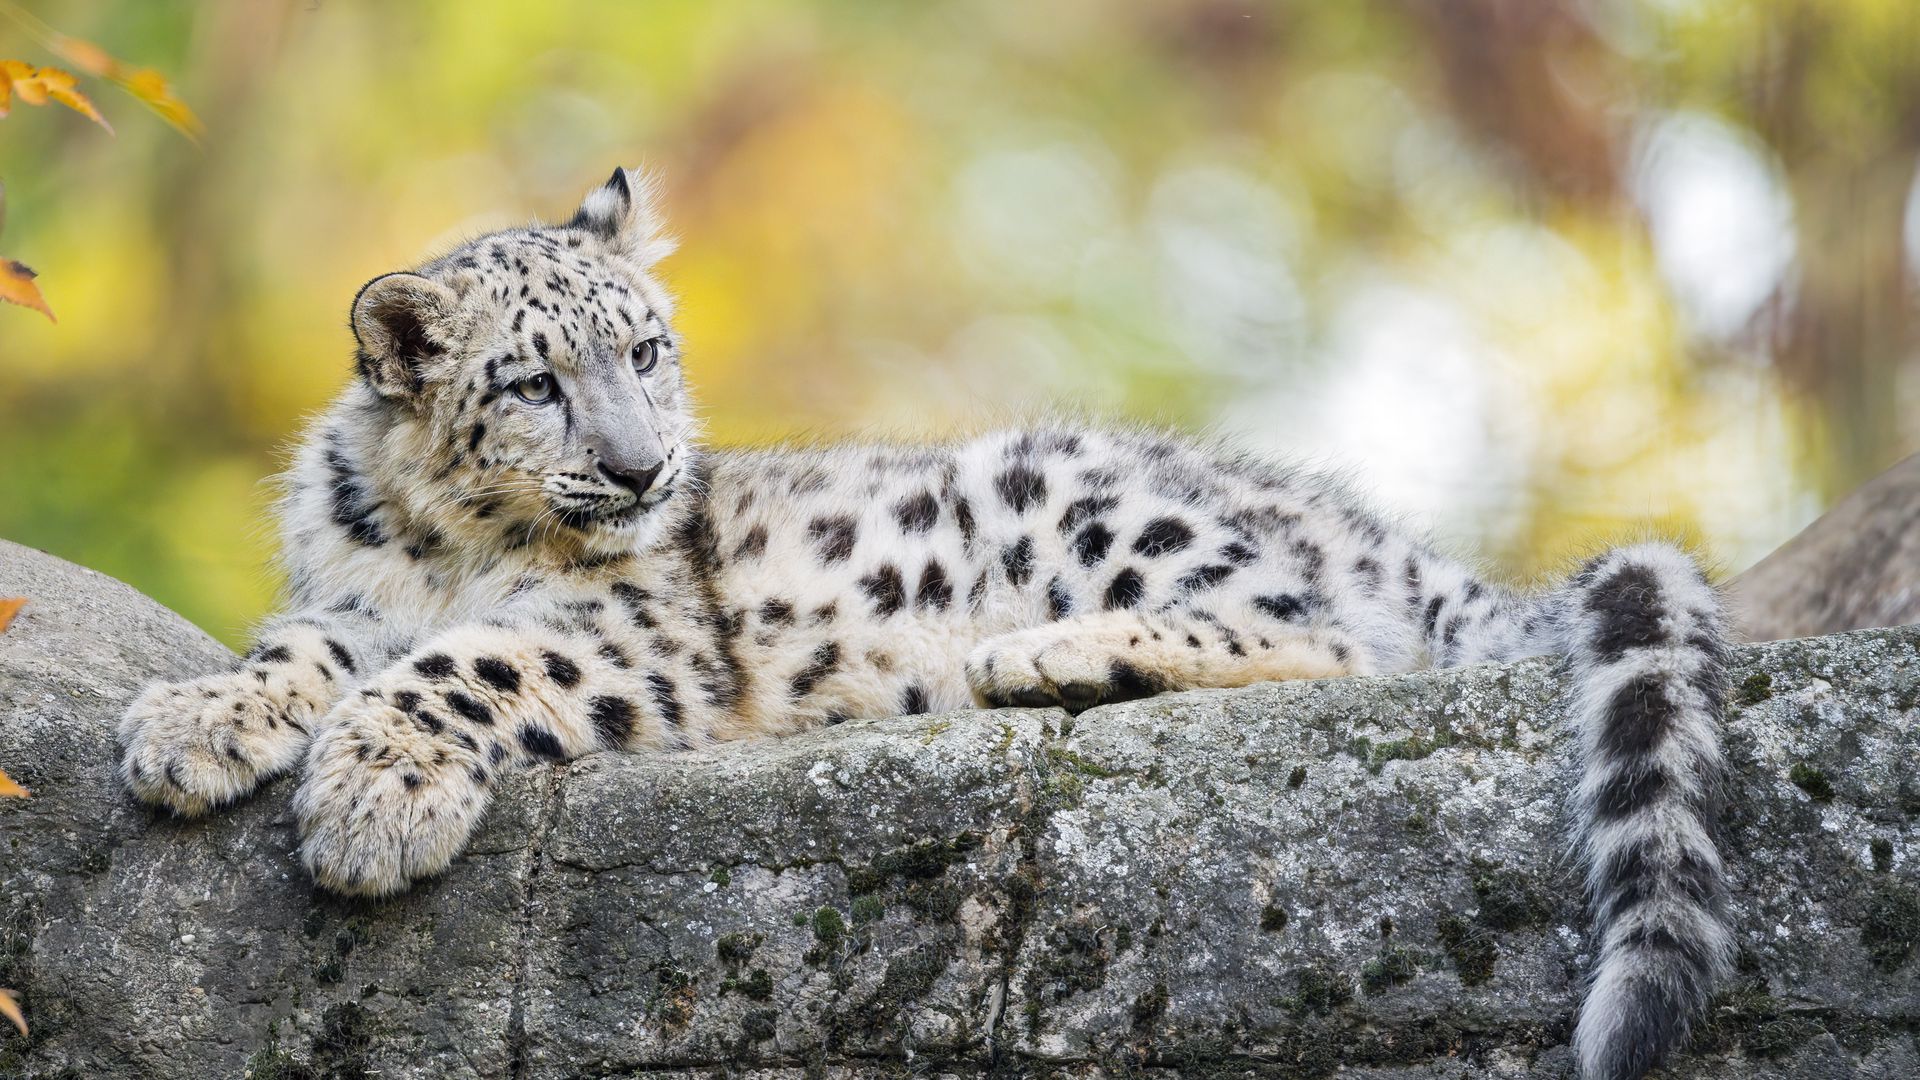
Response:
[[1563, 543, 1733, 1080]]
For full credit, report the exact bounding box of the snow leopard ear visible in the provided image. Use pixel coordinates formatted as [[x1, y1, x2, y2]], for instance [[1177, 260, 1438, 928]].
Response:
[[350, 272, 459, 402], [566, 167, 676, 266]]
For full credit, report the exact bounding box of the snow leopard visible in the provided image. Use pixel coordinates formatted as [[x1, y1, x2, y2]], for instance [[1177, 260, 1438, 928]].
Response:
[[117, 169, 1731, 1080]]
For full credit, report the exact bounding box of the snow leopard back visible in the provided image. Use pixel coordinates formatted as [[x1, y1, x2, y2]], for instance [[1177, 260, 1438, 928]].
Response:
[[693, 426, 1451, 728]]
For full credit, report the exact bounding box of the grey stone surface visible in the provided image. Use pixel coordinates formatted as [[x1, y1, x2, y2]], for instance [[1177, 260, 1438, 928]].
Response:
[[1729, 450, 1920, 642], [0, 536, 1916, 1078]]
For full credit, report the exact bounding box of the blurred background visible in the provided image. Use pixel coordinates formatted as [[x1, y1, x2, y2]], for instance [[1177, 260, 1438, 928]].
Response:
[[2, 0, 1918, 647]]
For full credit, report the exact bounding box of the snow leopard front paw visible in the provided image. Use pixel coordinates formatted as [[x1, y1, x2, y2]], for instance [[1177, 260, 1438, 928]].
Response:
[[965, 623, 1167, 714], [294, 692, 490, 896], [118, 672, 319, 816]]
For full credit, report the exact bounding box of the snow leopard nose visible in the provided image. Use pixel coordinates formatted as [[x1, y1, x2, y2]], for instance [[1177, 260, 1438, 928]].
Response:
[[601, 460, 663, 495]]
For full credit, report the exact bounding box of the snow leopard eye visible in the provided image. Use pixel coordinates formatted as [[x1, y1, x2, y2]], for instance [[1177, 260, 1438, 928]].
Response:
[[630, 338, 660, 376], [513, 373, 557, 404]]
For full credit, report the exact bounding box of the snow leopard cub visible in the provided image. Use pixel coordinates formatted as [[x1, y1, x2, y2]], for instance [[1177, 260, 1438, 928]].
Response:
[[118, 170, 1730, 1080]]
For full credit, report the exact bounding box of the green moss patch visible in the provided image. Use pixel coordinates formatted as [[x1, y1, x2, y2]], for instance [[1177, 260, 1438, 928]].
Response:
[[804, 905, 849, 964], [851, 894, 886, 925], [309, 1001, 376, 1080], [1471, 868, 1554, 931], [739, 1008, 778, 1043], [1694, 981, 1841, 1061], [1024, 918, 1113, 1032], [812, 905, 845, 944], [856, 943, 950, 1029], [1347, 728, 1459, 774], [1046, 746, 1124, 779], [1283, 962, 1353, 1017], [1861, 880, 1920, 971], [844, 832, 982, 894], [1436, 913, 1497, 985], [650, 966, 698, 1028], [1735, 672, 1774, 707], [720, 967, 773, 1000], [1132, 982, 1170, 1029], [1789, 762, 1835, 802], [715, 931, 762, 965], [1360, 945, 1420, 995]]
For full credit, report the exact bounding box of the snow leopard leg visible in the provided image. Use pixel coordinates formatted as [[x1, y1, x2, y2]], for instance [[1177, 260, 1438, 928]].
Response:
[[119, 612, 377, 816], [293, 619, 684, 896], [1554, 544, 1733, 1080], [965, 607, 1358, 713]]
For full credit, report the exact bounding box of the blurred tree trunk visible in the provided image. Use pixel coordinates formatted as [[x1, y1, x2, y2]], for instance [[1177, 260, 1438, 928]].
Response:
[[1402, 0, 1920, 506], [146, 2, 294, 436], [1729, 452, 1920, 641], [1395, 0, 1626, 205], [1776, 158, 1912, 491], [1749, 2, 1920, 498]]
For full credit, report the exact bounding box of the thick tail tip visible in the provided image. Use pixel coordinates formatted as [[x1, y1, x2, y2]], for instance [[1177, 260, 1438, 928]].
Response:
[[1573, 966, 1706, 1080]]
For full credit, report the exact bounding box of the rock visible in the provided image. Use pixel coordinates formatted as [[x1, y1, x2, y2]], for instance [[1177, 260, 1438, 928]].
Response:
[[1, 537, 1917, 1079], [1730, 451, 1920, 642]]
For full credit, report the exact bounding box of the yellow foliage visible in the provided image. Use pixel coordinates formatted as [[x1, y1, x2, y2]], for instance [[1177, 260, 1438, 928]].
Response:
[[0, 13, 200, 329], [45, 32, 114, 77], [0, 257, 52, 321], [109, 64, 203, 143], [0, 3, 203, 141], [0, 59, 110, 131]]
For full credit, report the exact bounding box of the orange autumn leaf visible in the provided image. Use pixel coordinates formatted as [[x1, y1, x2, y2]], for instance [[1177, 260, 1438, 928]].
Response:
[[43, 32, 204, 142], [0, 60, 111, 132], [32, 65, 109, 132], [1, 12, 199, 140], [0, 59, 36, 108], [0, 59, 22, 116], [0, 769, 26, 799], [116, 66, 201, 142], [0, 988, 23, 1038], [46, 32, 114, 78], [0, 259, 53, 321]]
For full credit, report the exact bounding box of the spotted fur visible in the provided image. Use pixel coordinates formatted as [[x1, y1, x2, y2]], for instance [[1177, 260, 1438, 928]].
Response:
[[116, 169, 1727, 1080]]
